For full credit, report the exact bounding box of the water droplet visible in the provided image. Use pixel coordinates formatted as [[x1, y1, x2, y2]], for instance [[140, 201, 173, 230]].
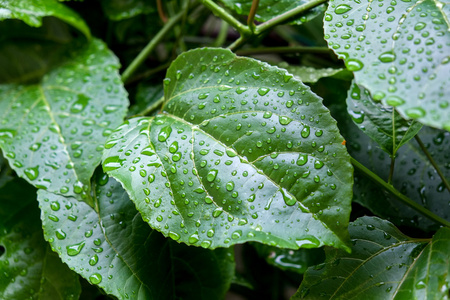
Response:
[[0, 129, 17, 139], [236, 87, 248, 94], [414, 22, 426, 31], [103, 156, 125, 172], [295, 236, 320, 248], [231, 230, 242, 239], [385, 96, 405, 106], [296, 154, 308, 166], [263, 111, 273, 119], [378, 51, 396, 63], [89, 254, 99, 266], [89, 273, 102, 284], [212, 208, 223, 217], [188, 233, 199, 244], [301, 126, 310, 138], [66, 242, 85, 256], [55, 229, 66, 240], [24, 166, 39, 181], [169, 141, 178, 153], [314, 160, 324, 169], [346, 59, 364, 71], [207, 169, 218, 182], [168, 231, 180, 240], [334, 4, 352, 14], [50, 201, 60, 211], [226, 181, 235, 191], [158, 126, 172, 142], [70, 94, 90, 113], [281, 189, 296, 206], [415, 280, 426, 289], [279, 116, 293, 125], [257, 87, 270, 96], [405, 107, 425, 118]]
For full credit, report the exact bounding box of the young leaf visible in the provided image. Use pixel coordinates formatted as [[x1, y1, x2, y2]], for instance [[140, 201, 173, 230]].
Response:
[[219, 0, 325, 25], [0, 179, 81, 300], [103, 48, 353, 250], [346, 81, 422, 156], [38, 172, 235, 300], [101, 0, 156, 21], [0, 0, 91, 38], [324, 0, 450, 131], [0, 39, 128, 202], [293, 216, 450, 299]]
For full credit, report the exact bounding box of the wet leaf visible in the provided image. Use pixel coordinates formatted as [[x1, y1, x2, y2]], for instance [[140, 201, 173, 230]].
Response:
[[101, 0, 156, 20], [293, 217, 450, 299], [324, 0, 450, 131], [219, 0, 325, 24], [0, 179, 81, 300], [0, 0, 90, 38], [0, 39, 128, 202], [103, 48, 353, 250], [278, 63, 351, 84], [346, 81, 422, 156], [38, 172, 235, 299]]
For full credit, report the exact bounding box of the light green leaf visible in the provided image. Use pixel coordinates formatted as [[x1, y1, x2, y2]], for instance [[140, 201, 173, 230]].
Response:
[[0, 39, 128, 202], [103, 48, 353, 250], [0, 0, 90, 38], [219, 0, 325, 24], [324, 0, 450, 131], [293, 217, 450, 299], [252, 243, 325, 273], [38, 171, 235, 300], [101, 0, 156, 21], [0, 179, 81, 300], [347, 81, 422, 156], [278, 63, 351, 83]]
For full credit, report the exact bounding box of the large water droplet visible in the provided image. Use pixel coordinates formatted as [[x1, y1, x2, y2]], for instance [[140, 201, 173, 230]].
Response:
[[24, 166, 39, 181], [207, 169, 218, 182], [334, 4, 352, 14], [103, 156, 125, 172], [346, 59, 364, 71], [378, 51, 396, 63], [66, 242, 85, 256], [70, 94, 90, 113], [89, 273, 102, 284], [158, 126, 172, 142]]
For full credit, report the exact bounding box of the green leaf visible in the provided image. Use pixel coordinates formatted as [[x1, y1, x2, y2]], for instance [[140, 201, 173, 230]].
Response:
[[38, 171, 235, 299], [127, 83, 164, 117], [219, 0, 325, 24], [103, 48, 353, 250], [0, 179, 81, 300], [0, 39, 128, 202], [101, 0, 156, 21], [293, 217, 450, 299], [278, 63, 351, 84], [252, 243, 324, 273], [0, 0, 91, 38], [346, 81, 422, 156], [324, 0, 450, 131]]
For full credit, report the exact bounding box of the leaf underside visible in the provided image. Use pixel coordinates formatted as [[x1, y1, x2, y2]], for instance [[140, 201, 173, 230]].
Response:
[[103, 48, 353, 250], [325, 0, 450, 131]]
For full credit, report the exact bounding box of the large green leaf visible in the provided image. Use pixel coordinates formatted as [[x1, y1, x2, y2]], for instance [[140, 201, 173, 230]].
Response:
[[103, 48, 353, 250], [218, 0, 325, 24], [324, 0, 450, 131], [0, 179, 81, 300], [293, 217, 450, 299], [277, 64, 351, 84], [0, 39, 128, 202], [38, 171, 234, 300], [0, 0, 90, 38], [346, 81, 422, 156], [101, 0, 156, 21]]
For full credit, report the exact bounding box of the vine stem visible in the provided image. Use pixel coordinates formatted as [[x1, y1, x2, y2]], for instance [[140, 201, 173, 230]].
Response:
[[351, 157, 450, 228], [247, 0, 260, 31], [121, 11, 184, 83], [201, 0, 251, 36], [388, 157, 395, 184], [236, 46, 332, 56], [255, 0, 328, 34], [415, 135, 450, 194]]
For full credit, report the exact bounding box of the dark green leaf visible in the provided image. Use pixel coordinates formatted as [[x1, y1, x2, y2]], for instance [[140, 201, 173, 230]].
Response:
[[38, 172, 234, 299], [127, 83, 164, 117], [0, 179, 81, 300], [324, 0, 450, 131], [293, 217, 450, 299], [252, 243, 324, 273], [101, 0, 156, 21], [219, 0, 325, 25], [103, 48, 353, 250], [0, 0, 90, 38], [346, 81, 422, 156], [0, 39, 128, 202]]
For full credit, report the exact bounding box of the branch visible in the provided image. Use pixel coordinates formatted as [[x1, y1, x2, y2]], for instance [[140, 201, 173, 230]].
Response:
[[201, 0, 251, 36], [247, 0, 260, 31]]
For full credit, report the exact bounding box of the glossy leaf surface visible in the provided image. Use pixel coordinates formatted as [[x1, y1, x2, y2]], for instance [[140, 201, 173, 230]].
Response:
[[219, 0, 325, 24], [0, 0, 90, 38], [293, 217, 450, 299], [103, 48, 353, 250], [278, 64, 350, 84], [324, 0, 450, 130], [100, 0, 155, 20], [38, 172, 234, 300], [0, 39, 128, 201], [0, 179, 81, 300], [346, 81, 422, 156]]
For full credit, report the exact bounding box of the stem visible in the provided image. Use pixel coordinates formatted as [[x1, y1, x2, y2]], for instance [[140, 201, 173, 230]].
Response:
[[121, 11, 184, 83], [236, 46, 332, 56], [213, 20, 230, 47], [388, 157, 395, 184], [157, 0, 167, 23], [415, 135, 450, 194], [351, 157, 450, 228], [201, 0, 251, 36], [227, 36, 247, 51], [256, 0, 328, 35], [247, 0, 260, 31]]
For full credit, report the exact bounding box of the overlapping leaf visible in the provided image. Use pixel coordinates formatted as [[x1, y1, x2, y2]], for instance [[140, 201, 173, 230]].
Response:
[[38, 171, 234, 300], [0, 0, 90, 38], [219, 0, 325, 24], [346, 81, 422, 156], [103, 48, 353, 250], [0, 39, 128, 201], [293, 217, 450, 299], [0, 179, 81, 300], [278, 64, 350, 84], [324, 0, 450, 130], [101, 0, 155, 20]]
